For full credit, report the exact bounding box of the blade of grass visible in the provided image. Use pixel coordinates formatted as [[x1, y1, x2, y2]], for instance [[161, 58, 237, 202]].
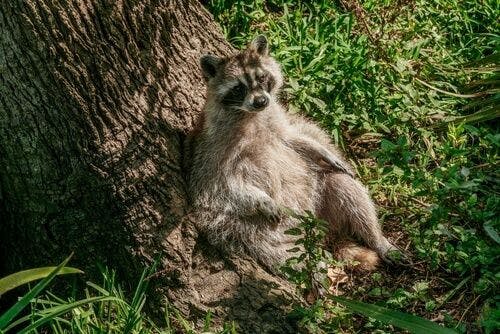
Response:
[[436, 276, 471, 309], [415, 77, 484, 98], [174, 307, 194, 334], [203, 310, 213, 331], [437, 104, 500, 127], [331, 296, 457, 334], [0, 266, 83, 297]]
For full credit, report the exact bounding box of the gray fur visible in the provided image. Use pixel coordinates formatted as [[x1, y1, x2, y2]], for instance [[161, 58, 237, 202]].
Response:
[[190, 37, 396, 272]]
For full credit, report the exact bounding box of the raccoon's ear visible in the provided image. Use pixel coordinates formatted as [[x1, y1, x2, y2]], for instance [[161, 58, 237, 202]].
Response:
[[250, 35, 268, 56], [200, 54, 221, 80]]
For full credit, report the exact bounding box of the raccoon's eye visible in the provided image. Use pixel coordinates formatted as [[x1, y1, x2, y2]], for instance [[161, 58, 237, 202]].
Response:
[[234, 83, 246, 94], [257, 74, 267, 84]]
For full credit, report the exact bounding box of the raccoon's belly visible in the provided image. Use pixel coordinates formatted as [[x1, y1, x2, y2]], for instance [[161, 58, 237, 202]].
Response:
[[258, 148, 317, 212]]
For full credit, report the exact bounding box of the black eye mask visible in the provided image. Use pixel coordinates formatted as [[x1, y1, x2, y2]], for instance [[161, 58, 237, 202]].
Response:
[[221, 82, 248, 106], [256, 73, 275, 93]]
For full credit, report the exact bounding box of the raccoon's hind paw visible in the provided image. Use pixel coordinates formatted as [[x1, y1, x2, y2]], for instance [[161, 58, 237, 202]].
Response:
[[381, 246, 412, 267]]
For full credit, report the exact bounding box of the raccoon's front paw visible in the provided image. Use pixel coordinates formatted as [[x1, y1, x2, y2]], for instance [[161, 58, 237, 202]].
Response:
[[256, 199, 284, 225]]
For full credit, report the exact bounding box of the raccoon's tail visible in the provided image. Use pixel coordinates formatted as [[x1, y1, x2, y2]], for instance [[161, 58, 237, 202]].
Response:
[[334, 241, 380, 271]]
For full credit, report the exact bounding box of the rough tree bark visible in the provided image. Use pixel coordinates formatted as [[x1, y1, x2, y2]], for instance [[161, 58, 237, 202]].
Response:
[[0, 1, 297, 332]]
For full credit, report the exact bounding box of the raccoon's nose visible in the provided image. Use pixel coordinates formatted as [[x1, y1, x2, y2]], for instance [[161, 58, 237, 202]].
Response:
[[253, 95, 269, 109]]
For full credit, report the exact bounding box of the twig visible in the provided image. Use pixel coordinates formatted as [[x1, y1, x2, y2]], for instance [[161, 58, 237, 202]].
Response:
[[410, 197, 432, 208], [457, 295, 480, 326]]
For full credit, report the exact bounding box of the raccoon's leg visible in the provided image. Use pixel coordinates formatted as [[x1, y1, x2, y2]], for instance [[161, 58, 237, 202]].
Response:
[[318, 173, 398, 265]]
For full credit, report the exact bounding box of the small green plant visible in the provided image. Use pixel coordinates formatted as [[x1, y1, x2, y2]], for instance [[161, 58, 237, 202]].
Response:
[[280, 211, 331, 294], [280, 212, 346, 332]]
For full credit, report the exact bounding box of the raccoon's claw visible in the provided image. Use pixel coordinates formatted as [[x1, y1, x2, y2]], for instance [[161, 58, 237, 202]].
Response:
[[334, 162, 355, 178], [381, 248, 412, 267], [267, 211, 282, 225], [323, 157, 354, 177], [256, 199, 284, 225]]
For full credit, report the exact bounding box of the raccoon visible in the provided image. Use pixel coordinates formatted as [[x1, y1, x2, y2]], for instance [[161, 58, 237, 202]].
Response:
[[189, 36, 398, 273]]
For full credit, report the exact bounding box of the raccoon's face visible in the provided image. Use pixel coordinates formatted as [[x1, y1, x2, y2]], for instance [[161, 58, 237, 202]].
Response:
[[200, 36, 283, 112]]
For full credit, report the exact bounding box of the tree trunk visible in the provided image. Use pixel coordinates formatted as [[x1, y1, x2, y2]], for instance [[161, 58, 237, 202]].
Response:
[[0, 1, 297, 331]]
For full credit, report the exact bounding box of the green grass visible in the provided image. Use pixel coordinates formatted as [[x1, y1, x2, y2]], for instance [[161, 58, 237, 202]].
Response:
[[207, 0, 499, 332], [0, 261, 237, 334]]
